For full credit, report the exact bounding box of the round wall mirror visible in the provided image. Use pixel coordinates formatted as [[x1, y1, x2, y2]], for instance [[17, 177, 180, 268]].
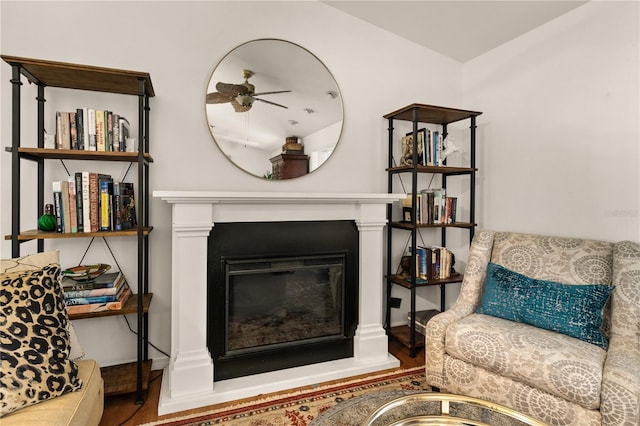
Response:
[[205, 39, 343, 179]]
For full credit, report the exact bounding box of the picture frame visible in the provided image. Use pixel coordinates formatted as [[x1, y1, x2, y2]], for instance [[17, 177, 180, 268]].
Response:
[[399, 129, 427, 166]]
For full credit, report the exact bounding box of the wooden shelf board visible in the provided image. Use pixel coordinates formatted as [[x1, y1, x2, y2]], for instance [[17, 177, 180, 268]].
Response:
[[389, 273, 463, 289], [390, 222, 475, 230], [68, 293, 152, 320], [1, 55, 155, 97], [389, 325, 425, 348], [15, 147, 153, 163], [383, 103, 482, 124], [386, 165, 476, 175], [101, 360, 152, 396], [5, 226, 153, 241]]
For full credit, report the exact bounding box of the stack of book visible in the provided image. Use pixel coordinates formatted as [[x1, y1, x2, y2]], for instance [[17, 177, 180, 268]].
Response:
[[62, 271, 131, 315]]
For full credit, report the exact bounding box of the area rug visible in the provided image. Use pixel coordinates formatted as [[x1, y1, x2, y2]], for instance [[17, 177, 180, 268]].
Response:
[[143, 366, 426, 426]]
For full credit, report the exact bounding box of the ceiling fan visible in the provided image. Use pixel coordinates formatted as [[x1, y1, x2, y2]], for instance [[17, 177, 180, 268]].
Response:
[[206, 69, 291, 112]]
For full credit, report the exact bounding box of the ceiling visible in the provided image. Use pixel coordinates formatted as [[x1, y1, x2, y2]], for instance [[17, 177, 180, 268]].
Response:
[[323, 1, 589, 62]]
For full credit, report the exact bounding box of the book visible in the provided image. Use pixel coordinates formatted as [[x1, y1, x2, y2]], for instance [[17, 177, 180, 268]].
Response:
[[112, 113, 120, 151], [75, 108, 84, 150], [113, 182, 122, 231], [74, 172, 84, 232], [95, 109, 105, 151], [88, 172, 99, 232], [65, 285, 131, 315], [67, 176, 77, 233], [120, 182, 136, 230], [61, 271, 124, 291], [52, 180, 63, 233], [407, 309, 440, 336], [81, 172, 91, 232], [119, 117, 130, 152], [58, 111, 71, 150], [99, 176, 113, 231], [106, 110, 113, 151], [60, 180, 71, 233], [87, 108, 97, 151], [69, 111, 77, 150]]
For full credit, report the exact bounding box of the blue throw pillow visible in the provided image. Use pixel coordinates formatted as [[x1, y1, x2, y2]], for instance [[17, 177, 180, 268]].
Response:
[[476, 262, 613, 349]]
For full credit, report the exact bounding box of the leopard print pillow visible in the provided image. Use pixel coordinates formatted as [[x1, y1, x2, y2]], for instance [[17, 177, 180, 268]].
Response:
[[0, 264, 82, 417]]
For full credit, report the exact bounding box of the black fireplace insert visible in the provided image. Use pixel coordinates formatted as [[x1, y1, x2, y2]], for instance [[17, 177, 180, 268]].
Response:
[[207, 221, 359, 381]]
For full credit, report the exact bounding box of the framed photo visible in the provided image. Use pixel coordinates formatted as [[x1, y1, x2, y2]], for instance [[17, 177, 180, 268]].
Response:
[[402, 207, 413, 222], [399, 129, 426, 166]]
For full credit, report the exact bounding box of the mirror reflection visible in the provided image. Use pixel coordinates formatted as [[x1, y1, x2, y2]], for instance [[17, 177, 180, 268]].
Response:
[[206, 39, 343, 179]]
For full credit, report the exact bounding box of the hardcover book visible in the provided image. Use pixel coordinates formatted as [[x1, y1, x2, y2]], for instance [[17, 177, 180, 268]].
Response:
[[61, 271, 124, 291]]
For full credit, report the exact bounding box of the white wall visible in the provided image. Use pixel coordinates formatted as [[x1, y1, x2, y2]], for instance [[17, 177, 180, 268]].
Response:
[[0, 1, 462, 367], [464, 1, 639, 242]]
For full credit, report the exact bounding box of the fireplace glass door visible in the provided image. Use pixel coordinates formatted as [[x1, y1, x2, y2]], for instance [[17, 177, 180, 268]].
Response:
[[226, 254, 345, 355]]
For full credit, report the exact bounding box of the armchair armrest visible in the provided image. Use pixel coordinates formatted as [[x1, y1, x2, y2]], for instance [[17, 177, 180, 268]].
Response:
[[425, 230, 495, 388], [601, 240, 640, 425]]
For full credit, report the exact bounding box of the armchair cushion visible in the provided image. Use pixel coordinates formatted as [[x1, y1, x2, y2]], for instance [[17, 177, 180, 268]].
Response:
[[446, 313, 606, 410], [477, 262, 613, 349]]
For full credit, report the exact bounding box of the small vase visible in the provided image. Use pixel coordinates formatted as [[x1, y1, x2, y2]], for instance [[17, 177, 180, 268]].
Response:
[[38, 204, 57, 231]]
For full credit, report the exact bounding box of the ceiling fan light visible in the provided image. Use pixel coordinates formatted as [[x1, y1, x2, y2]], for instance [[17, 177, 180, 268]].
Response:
[[236, 95, 254, 107]]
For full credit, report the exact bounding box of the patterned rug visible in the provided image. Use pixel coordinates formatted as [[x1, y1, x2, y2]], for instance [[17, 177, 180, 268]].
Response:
[[143, 367, 426, 426]]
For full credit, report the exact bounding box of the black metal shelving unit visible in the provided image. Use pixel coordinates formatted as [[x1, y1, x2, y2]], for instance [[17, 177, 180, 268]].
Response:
[[383, 103, 482, 357], [2, 55, 154, 403]]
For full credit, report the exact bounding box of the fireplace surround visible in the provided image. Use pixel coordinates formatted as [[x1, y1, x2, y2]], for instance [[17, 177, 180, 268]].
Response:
[[154, 191, 404, 415]]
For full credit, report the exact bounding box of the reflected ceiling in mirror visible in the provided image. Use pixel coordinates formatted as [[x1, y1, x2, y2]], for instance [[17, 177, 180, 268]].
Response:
[[206, 39, 343, 179]]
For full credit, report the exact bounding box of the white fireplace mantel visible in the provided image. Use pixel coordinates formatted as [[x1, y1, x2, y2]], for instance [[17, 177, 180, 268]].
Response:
[[154, 191, 404, 415]]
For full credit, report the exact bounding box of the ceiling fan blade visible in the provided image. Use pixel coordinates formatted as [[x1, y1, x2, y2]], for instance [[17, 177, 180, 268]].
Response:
[[252, 90, 291, 96], [254, 98, 288, 109], [206, 92, 235, 104], [231, 98, 252, 113], [216, 82, 250, 95]]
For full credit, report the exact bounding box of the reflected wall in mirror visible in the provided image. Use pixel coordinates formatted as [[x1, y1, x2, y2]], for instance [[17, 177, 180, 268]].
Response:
[[206, 39, 343, 179]]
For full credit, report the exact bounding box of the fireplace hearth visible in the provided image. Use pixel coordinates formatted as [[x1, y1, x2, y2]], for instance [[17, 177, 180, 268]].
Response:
[[208, 221, 359, 380]]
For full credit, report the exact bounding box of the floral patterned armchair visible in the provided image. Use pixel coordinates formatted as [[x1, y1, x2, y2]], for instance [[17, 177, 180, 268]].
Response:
[[425, 230, 640, 425]]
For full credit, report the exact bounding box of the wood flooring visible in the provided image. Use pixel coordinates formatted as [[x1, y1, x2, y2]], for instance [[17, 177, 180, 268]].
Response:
[[99, 339, 423, 425]]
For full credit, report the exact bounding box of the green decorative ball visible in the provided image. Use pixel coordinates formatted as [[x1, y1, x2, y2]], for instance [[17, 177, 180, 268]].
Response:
[[38, 214, 57, 231]]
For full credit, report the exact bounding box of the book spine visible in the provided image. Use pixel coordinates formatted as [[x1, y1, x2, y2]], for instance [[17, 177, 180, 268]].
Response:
[[65, 293, 119, 305], [67, 176, 77, 233], [107, 111, 113, 151], [75, 108, 84, 150], [52, 181, 63, 233], [113, 182, 122, 231], [69, 111, 77, 150], [89, 172, 99, 232], [81, 172, 91, 232], [119, 117, 130, 152], [95, 110, 105, 151], [81, 108, 89, 151], [99, 177, 112, 231], [74, 172, 84, 232], [120, 182, 136, 229], [60, 180, 71, 233], [88, 109, 97, 151], [56, 111, 63, 149], [61, 112, 71, 150], [63, 286, 118, 298]]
